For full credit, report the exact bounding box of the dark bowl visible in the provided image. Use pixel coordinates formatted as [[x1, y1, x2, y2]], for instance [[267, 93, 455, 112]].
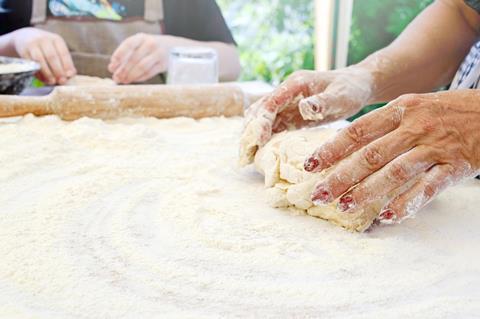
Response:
[[0, 56, 40, 95]]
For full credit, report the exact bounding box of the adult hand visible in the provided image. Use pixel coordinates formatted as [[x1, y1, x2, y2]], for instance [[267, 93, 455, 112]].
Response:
[[306, 90, 480, 224], [13, 27, 76, 85], [239, 67, 374, 166], [109, 33, 167, 84]]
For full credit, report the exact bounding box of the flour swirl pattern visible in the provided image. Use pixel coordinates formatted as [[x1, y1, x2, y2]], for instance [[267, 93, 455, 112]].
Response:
[[0, 116, 478, 318]]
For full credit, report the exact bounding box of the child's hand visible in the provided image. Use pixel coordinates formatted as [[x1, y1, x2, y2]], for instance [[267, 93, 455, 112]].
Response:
[[109, 33, 168, 84], [13, 28, 76, 85]]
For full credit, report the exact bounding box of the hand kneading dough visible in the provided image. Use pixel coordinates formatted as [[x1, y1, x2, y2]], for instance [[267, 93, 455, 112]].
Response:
[[254, 129, 383, 232]]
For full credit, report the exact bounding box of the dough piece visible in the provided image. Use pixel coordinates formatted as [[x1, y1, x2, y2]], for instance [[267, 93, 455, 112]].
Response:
[[65, 75, 116, 86], [254, 129, 383, 232]]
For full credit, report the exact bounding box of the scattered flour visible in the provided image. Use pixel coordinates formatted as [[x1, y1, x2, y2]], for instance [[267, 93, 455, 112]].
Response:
[[64, 75, 116, 86], [0, 115, 479, 318]]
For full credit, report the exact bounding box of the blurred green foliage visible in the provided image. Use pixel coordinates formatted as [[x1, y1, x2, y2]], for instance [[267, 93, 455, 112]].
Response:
[[348, 0, 433, 64], [32, 78, 44, 88], [219, 0, 433, 83], [217, 0, 315, 85]]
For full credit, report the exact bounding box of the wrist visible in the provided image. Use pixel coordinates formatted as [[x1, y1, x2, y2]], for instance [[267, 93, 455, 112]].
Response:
[[0, 31, 18, 57], [354, 52, 396, 104], [156, 34, 175, 49], [339, 64, 377, 105], [8, 27, 38, 57], [157, 34, 198, 51]]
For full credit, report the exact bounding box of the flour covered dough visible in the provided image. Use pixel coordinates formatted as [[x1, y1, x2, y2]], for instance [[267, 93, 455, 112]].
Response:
[[254, 129, 383, 232]]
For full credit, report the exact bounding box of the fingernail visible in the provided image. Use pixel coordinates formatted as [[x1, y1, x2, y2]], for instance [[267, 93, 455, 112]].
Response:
[[304, 97, 323, 113], [310, 103, 323, 113], [59, 77, 67, 84], [378, 209, 396, 224], [338, 194, 356, 212], [311, 186, 331, 205], [304, 157, 319, 172]]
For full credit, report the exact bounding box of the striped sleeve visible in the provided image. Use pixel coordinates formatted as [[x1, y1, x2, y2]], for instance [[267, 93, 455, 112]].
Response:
[[465, 0, 480, 13]]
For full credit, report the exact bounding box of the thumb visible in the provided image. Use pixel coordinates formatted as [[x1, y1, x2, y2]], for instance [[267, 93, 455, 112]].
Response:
[[239, 116, 272, 166]]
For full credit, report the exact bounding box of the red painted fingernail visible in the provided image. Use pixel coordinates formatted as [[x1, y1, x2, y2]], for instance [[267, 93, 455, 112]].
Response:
[[304, 157, 319, 172], [312, 187, 331, 205], [303, 98, 324, 113], [311, 103, 323, 113], [379, 209, 396, 222], [338, 194, 356, 212]]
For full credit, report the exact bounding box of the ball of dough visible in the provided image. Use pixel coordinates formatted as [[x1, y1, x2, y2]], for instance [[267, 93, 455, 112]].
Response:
[[254, 128, 384, 232]]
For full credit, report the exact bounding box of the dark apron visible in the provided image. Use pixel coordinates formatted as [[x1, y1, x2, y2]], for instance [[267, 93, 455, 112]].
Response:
[[30, 0, 165, 83]]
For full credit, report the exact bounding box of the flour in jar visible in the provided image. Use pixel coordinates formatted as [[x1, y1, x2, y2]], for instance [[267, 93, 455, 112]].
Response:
[[0, 115, 479, 318], [0, 63, 33, 74]]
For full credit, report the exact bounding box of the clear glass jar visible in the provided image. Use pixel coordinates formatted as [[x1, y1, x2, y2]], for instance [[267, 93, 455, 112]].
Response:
[[167, 47, 219, 85]]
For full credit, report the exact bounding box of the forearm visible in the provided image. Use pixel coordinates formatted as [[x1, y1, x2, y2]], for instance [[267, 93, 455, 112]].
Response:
[[355, 0, 480, 104], [160, 35, 241, 81], [0, 31, 18, 57]]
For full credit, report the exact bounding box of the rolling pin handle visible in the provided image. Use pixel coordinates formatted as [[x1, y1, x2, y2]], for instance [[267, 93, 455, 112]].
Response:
[[0, 95, 51, 118]]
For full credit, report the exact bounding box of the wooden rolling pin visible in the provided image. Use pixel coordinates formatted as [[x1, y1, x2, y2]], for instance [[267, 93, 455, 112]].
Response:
[[0, 84, 253, 120]]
